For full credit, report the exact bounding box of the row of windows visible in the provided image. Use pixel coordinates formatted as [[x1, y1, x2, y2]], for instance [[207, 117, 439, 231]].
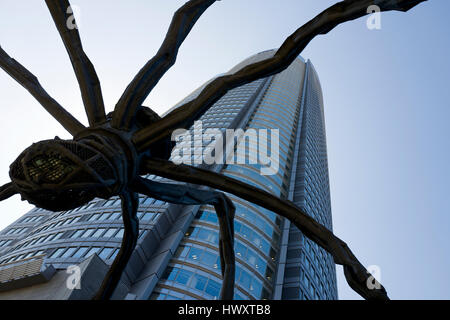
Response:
[[282, 284, 334, 300], [0, 227, 148, 265], [284, 258, 334, 299], [264, 86, 300, 105], [49, 245, 119, 261], [236, 137, 292, 168], [250, 113, 295, 138], [197, 210, 273, 255], [13, 231, 65, 250], [301, 267, 331, 299], [30, 209, 159, 239], [160, 266, 224, 299], [232, 202, 280, 240], [0, 239, 13, 248], [222, 170, 276, 197], [237, 125, 294, 161], [287, 232, 335, 285], [43, 192, 165, 224], [4, 224, 145, 260], [88, 210, 160, 223], [3, 227, 28, 235], [176, 244, 219, 269], [0, 249, 46, 265], [150, 292, 183, 300], [184, 223, 275, 282], [200, 110, 239, 117], [30, 216, 83, 235], [160, 262, 269, 300], [262, 95, 299, 115], [247, 120, 292, 145], [178, 235, 274, 284], [48, 197, 120, 219], [253, 103, 297, 129], [224, 164, 283, 192], [231, 129, 290, 173], [70, 227, 124, 240], [261, 88, 300, 110], [20, 215, 44, 223], [199, 116, 238, 124], [303, 240, 336, 287]]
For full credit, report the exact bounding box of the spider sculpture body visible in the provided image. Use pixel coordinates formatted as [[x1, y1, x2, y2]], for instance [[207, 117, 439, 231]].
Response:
[[0, 0, 427, 300], [9, 109, 165, 212]]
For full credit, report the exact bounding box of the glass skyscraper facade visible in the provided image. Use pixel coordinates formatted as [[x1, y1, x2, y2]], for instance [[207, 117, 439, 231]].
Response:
[[0, 50, 337, 300]]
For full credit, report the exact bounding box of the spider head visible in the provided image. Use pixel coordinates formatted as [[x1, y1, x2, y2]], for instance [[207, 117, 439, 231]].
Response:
[[9, 138, 119, 211]]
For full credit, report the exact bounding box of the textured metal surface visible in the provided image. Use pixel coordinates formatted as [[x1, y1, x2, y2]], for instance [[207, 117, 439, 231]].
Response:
[[0, 255, 50, 290]]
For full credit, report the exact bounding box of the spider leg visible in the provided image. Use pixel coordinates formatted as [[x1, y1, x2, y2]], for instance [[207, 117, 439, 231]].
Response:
[[141, 158, 389, 301], [132, 0, 426, 151], [45, 0, 106, 126], [0, 183, 18, 202], [131, 176, 235, 300], [112, 0, 217, 130], [94, 190, 139, 300], [0, 46, 85, 136]]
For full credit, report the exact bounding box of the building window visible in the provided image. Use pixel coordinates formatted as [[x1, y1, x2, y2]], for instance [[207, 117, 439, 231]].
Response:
[[91, 228, 106, 238], [205, 279, 221, 299], [115, 229, 124, 238], [81, 229, 95, 238], [72, 247, 89, 258], [103, 228, 118, 238], [98, 247, 114, 260], [49, 248, 66, 259], [85, 247, 101, 258], [61, 247, 77, 258]]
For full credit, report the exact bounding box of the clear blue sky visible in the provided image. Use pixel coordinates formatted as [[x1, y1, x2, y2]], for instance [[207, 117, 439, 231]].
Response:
[[0, 0, 448, 299]]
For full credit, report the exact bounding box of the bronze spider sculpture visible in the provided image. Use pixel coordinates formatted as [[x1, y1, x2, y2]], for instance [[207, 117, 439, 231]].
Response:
[[0, 0, 426, 300]]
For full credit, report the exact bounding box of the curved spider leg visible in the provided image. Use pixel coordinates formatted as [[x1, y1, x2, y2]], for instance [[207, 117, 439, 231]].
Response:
[[94, 190, 139, 300], [142, 158, 389, 301], [0, 46, 85, 136], [0, 183, 18, 202], [112, 0, 218, 130], [131, 176, 235, 300], [132, 0, 427, 151], [45, 0, 106, 126]]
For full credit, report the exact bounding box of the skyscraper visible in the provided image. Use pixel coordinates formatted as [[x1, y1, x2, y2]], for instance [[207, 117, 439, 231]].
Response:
[[0, 50, 337, 300]]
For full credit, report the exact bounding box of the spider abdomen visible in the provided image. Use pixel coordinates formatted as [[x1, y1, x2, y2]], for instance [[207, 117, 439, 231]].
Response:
[[9, 138, 120, 211]]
